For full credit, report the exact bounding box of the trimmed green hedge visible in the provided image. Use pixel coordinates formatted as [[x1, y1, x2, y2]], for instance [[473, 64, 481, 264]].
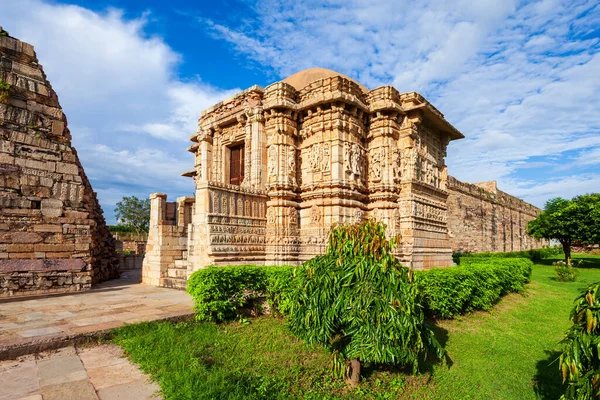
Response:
[[188, 258, 535, 322], [186, 265, 295, 322], [414, 258, 533, 319], [453, 247, 562, 264]]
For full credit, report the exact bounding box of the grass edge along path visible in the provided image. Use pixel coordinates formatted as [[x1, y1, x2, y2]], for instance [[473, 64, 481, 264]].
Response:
[[111, 254, 600, 399]]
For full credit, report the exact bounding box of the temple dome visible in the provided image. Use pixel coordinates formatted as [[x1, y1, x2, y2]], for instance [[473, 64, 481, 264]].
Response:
[[281, 68, 368, 92]]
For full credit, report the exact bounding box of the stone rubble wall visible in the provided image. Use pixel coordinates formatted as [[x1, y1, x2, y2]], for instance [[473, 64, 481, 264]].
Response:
[[446, 176, 544, 253], [142, 194, 193, 286], [0, 32, 118, 297], [118, 254, 143, 271]]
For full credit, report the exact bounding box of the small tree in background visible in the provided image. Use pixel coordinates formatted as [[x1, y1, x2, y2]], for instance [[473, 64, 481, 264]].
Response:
[[114, 195, 151, 233], [527, 194, 600, 265], [287, 220, 443, 386]]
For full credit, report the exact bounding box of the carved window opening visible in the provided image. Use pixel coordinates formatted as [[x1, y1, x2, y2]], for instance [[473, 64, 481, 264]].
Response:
[[229, 143, 245, 186]]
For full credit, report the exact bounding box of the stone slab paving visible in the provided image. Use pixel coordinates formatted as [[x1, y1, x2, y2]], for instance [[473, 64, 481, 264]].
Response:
[[0, 271, 193, 358], [0, 345, 161, 400]]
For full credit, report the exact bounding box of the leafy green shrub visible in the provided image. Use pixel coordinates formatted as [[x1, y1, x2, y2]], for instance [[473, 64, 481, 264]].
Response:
[[264, 267, 295, 315], [559, 281, 600, 399], [455, 247, 563, 264], [186, 265, 295, 322], [554, 260, 579, 282], [287, 220, 443, 384], [108, 224, 137, 233], [414, 258, 533, 319]]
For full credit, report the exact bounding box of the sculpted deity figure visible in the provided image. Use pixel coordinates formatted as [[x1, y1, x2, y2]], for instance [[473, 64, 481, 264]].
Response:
[[194, 157, 202, 183], [344, 143, 352, 173], [287, 146, 296, 185], [268, 146, 277, 177], [221, 196, 228, 214], [288, 207, 298, 226], [266, 207, 275, 224], [309, 205, 321, 226], [392, 149, 401, 180], [351, 144, 361, 176], [354, 209, 364, 223], [371, 149, 382, 181], [322, 143, 330, 172], [309, 143, 321, 172]]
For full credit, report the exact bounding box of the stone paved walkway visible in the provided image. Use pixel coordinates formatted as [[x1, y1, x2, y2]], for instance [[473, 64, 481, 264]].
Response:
[[0, 271, 193, 357], [0, 344, 161, 400]]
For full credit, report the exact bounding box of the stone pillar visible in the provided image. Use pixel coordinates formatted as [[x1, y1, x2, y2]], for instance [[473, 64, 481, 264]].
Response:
[[248, 107, 266, 189], [264, 106, 300, 264], [142, 193, 168, 285]]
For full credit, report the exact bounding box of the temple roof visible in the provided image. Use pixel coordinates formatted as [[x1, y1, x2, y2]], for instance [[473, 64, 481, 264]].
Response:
[[281, 68, 368, 92]]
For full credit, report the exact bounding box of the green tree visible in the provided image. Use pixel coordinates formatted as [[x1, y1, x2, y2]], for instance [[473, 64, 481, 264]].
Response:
[[114, 195, 151, 233], [527, 194, 600, 265], [287, 220, 443, 386]]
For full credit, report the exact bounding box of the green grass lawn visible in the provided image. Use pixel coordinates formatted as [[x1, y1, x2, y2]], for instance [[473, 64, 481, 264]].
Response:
[[112, 253, 600, 399]]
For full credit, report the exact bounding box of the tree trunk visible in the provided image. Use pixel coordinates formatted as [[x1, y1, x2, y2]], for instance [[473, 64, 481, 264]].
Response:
[[349, 358, 361, 387], [561, 240, 571, 266]]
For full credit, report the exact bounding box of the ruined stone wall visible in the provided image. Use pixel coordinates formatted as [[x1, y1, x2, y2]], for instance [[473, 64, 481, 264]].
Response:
[[447, 176, 544, 253], [142, 194, 194, 287], [0, 32, 118, 297]]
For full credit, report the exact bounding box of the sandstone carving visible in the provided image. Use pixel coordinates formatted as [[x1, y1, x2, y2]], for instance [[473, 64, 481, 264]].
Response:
[[0, 33, 118, 297], [143, 67, 544, 288]]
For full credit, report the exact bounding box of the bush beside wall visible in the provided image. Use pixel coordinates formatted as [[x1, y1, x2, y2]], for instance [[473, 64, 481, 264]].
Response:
[[414, 258, 533, 319], [188, 258, 534, 322], [453, 247, 562, 264], [186, 265, 295, 322]]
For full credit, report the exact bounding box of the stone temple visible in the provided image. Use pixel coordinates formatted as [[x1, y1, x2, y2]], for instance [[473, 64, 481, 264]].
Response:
[[143, 68, 544, 288]]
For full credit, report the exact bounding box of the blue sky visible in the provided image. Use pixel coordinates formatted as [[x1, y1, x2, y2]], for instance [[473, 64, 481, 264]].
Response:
[[2, 0, 599, 224]]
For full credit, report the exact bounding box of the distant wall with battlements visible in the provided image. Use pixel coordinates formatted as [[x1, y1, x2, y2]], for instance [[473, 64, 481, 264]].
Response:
[[447, 176, 544, 253]]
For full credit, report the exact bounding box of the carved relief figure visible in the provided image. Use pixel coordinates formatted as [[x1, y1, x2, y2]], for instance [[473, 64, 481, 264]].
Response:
[[322, 142, 330, 172], [195, 158, 202, 182], [392, 149, 401, 181], [350, 144, 361, 176], [309, 205, 321, 226], [288, 207, 298, 226], [309, 143, 321, 172], [344, 143, 352, 173], [212, 193, 220, 213], [354, 209, 364, 223], [371, 148, 382, 181], [268, 146, 277, 177], [222, 196, 228, 214], [266, 207, 275, 224], [237, 198, 243, 216], [287, 146, 296, 185]]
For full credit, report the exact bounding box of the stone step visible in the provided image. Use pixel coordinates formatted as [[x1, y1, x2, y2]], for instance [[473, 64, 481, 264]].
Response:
[[160, 277, 187, 291], [174, 260, 191, 268], [167, 268, 187, 278]]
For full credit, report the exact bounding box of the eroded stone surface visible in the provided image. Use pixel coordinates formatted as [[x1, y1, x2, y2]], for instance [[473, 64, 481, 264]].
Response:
[[0, 33, 119, 297]]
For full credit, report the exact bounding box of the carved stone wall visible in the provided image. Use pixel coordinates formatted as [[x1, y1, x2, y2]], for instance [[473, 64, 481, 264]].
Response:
[[0, 33, 118, 297], [447, 177, 544, 253]]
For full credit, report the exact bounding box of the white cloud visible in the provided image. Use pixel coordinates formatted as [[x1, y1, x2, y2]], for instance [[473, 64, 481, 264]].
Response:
[[201, 0, 600, 206], [1, 0, 235, 222]]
